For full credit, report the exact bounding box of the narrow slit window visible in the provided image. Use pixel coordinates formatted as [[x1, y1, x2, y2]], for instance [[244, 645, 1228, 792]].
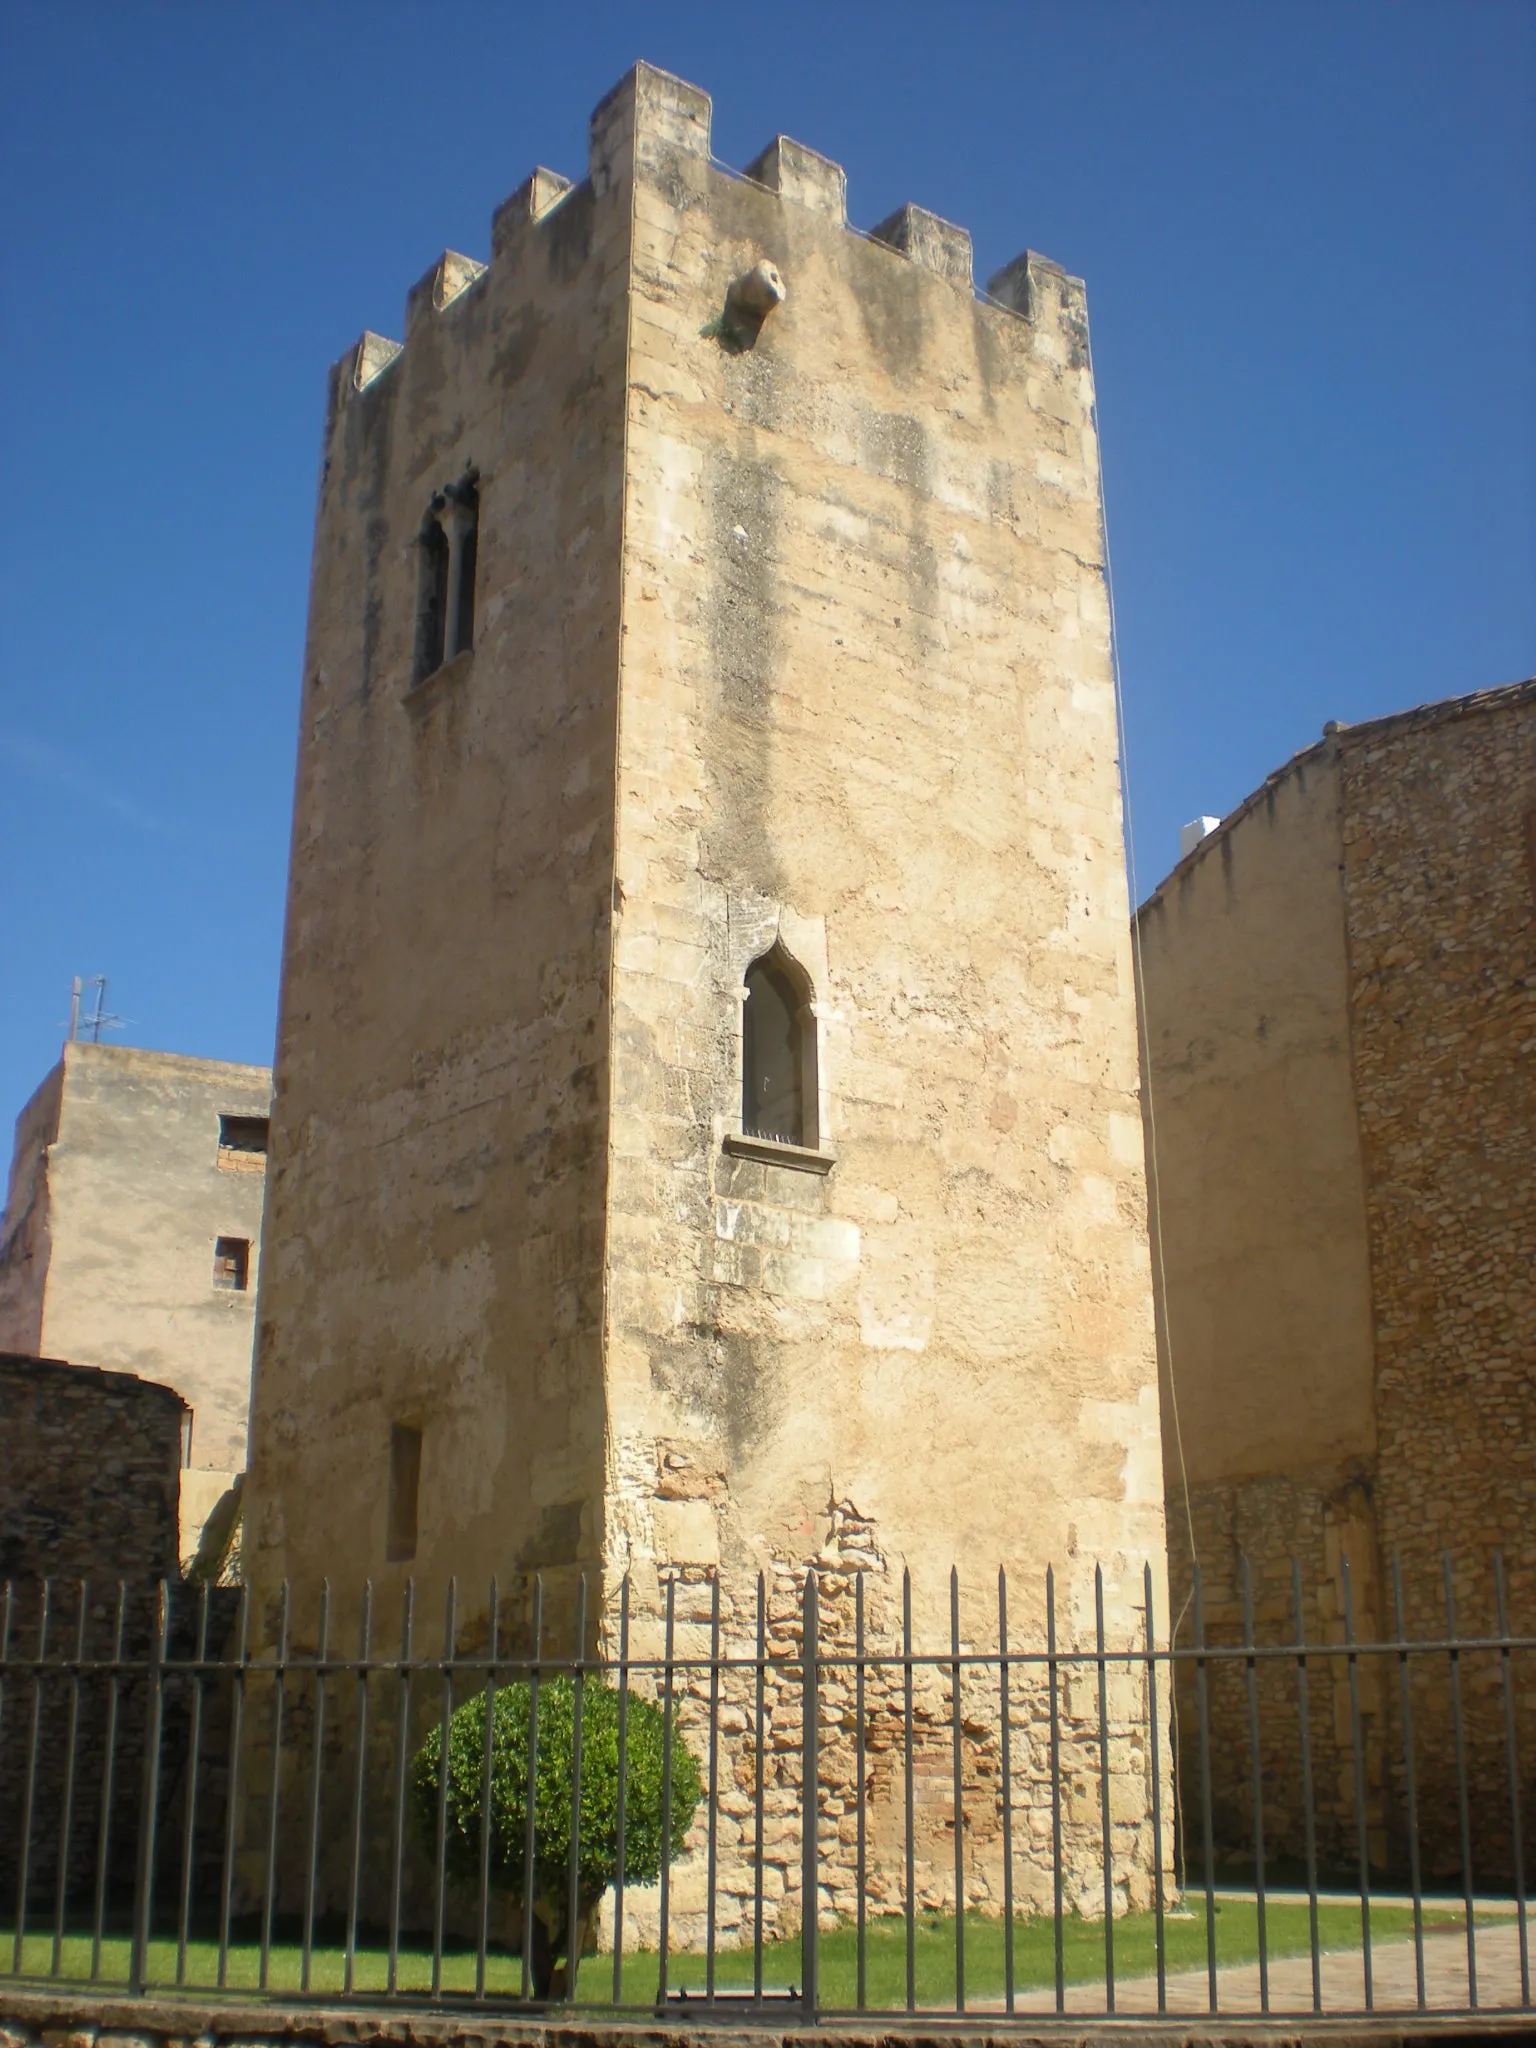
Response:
[[212, 1236, 250, 1292], [413, 474, 478, 683], [742, 943, 817, 1148], [387, 1423, 422, 1563]]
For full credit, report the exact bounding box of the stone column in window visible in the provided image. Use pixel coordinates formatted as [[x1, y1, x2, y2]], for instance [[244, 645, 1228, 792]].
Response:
[[441, 488, 478, 661]]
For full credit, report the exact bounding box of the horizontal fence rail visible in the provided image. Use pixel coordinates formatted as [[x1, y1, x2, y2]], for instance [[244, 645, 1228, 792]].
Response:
[[0, 1552, 1530, 2025]]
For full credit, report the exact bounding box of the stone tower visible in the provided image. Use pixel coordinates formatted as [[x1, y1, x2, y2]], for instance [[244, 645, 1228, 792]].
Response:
[[246, 62, 1166, 1928]]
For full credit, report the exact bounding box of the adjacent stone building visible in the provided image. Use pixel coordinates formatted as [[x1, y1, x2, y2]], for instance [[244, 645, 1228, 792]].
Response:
[[0, 1040, 271, 1557], [244, 62, 1168, 1937], [1136, 676, 1536, 1879]]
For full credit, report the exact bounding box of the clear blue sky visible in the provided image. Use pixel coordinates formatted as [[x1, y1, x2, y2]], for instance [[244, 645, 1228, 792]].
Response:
[[2, 1, 1532, 1143]]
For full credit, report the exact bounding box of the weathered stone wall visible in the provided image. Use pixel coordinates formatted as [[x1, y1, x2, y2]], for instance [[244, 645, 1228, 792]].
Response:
[[601, 68, 1166, 1930], [609, 84, 1163, 1598], [1337, 685, 1536, 1618], [1139, 678, 1536, 1886], [245, 63, 1170, 1940], [0, 1352, 185, 1582], [0, 1359, 193, 1914], [1134, 742, 1378, 1510], [0, 1064, 62, 1356], [243, 140, 631, 1611], [1337, 681, 1536, 1881], [1166, 1466, 1392, 1879], [0, 1043, 270, 1475]]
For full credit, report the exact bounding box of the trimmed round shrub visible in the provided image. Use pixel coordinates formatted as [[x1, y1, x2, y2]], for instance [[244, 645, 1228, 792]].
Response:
[[412, 1673, 702, 1996]]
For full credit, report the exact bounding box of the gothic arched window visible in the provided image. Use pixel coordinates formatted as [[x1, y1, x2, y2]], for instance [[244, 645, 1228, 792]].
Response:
[[413, 473, 479, 684], [742, 944, 817, 1147]]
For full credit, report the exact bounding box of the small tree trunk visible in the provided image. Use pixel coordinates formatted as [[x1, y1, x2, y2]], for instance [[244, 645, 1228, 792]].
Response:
[[545, 1897, 600, 2001], [527, 1912, 557, 2001]]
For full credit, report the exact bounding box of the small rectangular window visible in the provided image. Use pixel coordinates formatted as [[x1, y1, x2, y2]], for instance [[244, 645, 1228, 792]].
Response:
[[217, 1115, 269, 1172], [387, 1423, 422, 1562], [212, 1236, 250, 1291]]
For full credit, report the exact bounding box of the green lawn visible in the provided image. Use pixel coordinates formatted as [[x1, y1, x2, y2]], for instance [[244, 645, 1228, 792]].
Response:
[[1, 1898, 1473, 2010]]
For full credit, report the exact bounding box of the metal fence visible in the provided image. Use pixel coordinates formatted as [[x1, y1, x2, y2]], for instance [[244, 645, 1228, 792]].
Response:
[[0, 1553, 1531, 2024]]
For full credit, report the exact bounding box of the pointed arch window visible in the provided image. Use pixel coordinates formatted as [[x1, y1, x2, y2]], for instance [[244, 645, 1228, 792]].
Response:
[[742, 943, 818, 1149]]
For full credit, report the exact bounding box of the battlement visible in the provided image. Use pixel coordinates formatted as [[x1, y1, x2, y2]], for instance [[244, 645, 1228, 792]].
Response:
[[328, 60, 1090, 416]]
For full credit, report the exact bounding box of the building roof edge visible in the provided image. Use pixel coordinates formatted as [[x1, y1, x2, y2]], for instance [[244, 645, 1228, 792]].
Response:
[[1134, 675, 1536, 923]]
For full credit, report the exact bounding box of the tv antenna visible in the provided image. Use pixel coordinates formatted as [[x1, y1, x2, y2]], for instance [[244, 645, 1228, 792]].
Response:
[[68, 976, 126, 1044]]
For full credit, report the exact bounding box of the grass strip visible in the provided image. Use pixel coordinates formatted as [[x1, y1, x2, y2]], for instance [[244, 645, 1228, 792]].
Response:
[[0, 1898, 1474, 2007]]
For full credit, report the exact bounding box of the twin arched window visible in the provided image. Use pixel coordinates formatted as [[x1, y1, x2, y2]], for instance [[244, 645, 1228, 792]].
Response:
[[742, 944, 817, 1148], [414, 474, 479, 683]]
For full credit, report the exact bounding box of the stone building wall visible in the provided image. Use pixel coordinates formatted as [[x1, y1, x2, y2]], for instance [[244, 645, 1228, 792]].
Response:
[[243, 129, 630, 1625], [245, 63, 1170, 1943], [0, 1339, 191, 1910], [1337, 682, 1536, 1881], [0, 1067, 63, 1357], [600, 68, 1166, 1937], [0, 1042, 270, 1477], [0, 1351, 185, 1582], [1139, 678, 1536, 1885]]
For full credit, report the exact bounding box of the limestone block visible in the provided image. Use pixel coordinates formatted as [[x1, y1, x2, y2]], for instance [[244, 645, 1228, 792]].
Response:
[[652, 1497, 719, 1566]]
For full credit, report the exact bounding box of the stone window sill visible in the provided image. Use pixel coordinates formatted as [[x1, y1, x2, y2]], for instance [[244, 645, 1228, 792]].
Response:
[[405, 647, 473, 707], [722, 1133, 835, 1175]]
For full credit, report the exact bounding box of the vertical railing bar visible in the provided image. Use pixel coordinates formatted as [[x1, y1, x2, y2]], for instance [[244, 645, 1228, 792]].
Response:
[[431, 1576, 457, 1997], [1241, 1556, 1268, 2015], [13, 1577, 51, 1976], [0, 1581, 10, 1750], [564, 1573, 587, 2007], [176, 1581, 211, 1987], [1145, 1563, 1166, 2015], [1290, 1558, 1320, 2015], [1095, 1564, 1114, 2014], [1192, 1562, 1217, 2015], [302, 1580, 331, 1995], [657, 1575, 677, 2009], [903, 1569, 916, 2016], [998, 1568, 1015, 2017], [476, 1577, 499, 2003], [344, 1582, 372, 1997], [611, 1577, 630, 2008], [216, 1586, 248, 1991], [387, 1577, 414, 1997], [951, 1566, 966, 2016], [1494, 1552, 1530, 2007], [520, 1573, 543, 2003], [54, 1581, 89, 1978], [856, 1570, 868, 2014], [1445, 1551, 1477, 2009], [752, 1572, 765, 2007], [705, 1572, 720, 2004], [1342, 1557, 1373, 2012], [1391, 1552, 1426, 2011], [801, 1566, 819, 2026], [1047, 1564, 1064, 2016], [259, 1578, 290, 1994], [129, 1579, 169, 1996], [92, 1583, 128, 1984]]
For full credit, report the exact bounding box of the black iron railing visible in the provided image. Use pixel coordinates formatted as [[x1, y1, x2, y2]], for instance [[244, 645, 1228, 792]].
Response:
[[0, 1552, 1531, 2022]]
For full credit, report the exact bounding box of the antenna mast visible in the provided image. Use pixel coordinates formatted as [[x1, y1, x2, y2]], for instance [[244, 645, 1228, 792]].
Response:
[[67, 975, 125, 1044]]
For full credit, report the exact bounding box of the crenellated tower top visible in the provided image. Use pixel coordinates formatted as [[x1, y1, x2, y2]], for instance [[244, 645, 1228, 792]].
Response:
[[340, 60, 1087, 402]]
